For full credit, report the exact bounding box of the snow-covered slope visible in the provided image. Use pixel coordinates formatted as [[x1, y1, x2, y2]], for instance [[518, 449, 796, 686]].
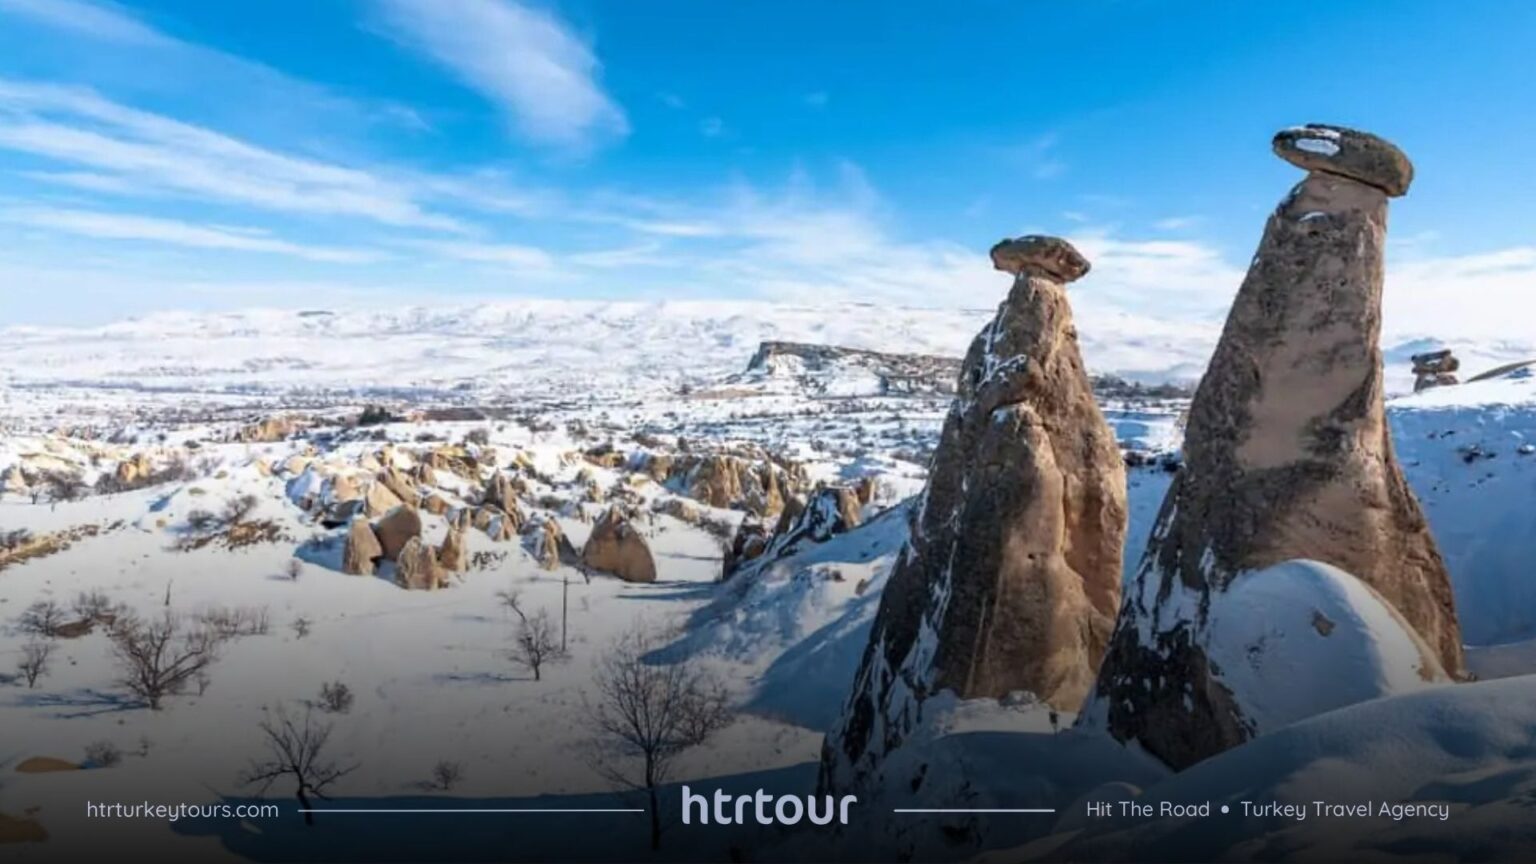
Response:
[[8, 301, 1528, 432]]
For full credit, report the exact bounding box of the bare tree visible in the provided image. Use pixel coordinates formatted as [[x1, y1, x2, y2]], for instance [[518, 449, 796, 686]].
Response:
[[18, 641, 53, 688], [241, 705, 356, 826], [18, 600, 66, 638], [108, 611, 222, 709], [508, 609, 565, 682], [587, 626, 733, 850], [429, 760, 463, 791]]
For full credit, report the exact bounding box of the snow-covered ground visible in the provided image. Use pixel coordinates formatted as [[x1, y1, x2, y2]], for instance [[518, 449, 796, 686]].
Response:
[[1, 301, 1534, 862]]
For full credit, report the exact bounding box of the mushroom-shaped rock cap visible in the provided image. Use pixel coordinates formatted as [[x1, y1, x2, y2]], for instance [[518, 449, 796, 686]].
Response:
[[990, 235, 1090, 283], [1273, 124, 1414, 197]]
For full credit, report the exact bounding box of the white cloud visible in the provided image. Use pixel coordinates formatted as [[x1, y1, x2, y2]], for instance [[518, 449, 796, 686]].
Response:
[[375, 0, 627, 151], [699, 116, 725, 138], [1386, 246, 1536, 340], [0, 80, 465, 231], [5, 206, 383, 263], [405, 239, 555, 270], [0, 0, 170, 46], [1153, 216, 1201, 231]]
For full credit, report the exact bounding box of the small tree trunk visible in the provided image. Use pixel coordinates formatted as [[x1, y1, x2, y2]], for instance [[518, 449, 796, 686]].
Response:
[[648, 785, 661, 851], [297, 785, 314, 826]]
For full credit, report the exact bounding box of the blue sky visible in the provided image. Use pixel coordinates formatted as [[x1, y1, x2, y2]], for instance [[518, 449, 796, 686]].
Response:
[[0, 0, 1533, 332]]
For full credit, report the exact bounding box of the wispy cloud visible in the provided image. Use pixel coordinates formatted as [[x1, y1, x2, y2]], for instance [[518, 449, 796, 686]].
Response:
[[375, 0, 627, 151], [804, 91, 829, 108], [0, 80, 465, 231], [4, 206, 384, 262], [698, 116, 725, 138], [0, 0, 171, 46], [405, 238, 554, 270]]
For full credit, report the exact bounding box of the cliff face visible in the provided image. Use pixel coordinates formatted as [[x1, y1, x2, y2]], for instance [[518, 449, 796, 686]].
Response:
[[820, 236, 1127, 794], [1084, 125, 1465, 770], [744, 341, 964, 395]]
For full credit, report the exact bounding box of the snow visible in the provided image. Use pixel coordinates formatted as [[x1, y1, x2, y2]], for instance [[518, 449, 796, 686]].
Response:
[[1203, 560, 1449, 735], [1294, 137, 1341, 156], [1025, 676, 1536, 862]]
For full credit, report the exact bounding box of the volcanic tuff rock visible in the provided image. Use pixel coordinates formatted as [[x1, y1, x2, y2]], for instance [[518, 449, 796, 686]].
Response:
[[1084, 125, 1464, 771], [526, 516, 578, 571], [374, 506, 422, 562], [341, 518, 383, 575], [580, 506, 657, 583], [1413, 348, 1461, 392], [820, 235, 1127, 794], [396, 537, 449, 591]]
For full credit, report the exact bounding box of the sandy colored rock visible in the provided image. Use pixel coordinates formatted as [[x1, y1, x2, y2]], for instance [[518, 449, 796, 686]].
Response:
[[422, 494, 451, 516], [438, 527, 468, 572], [114, 453, 152, 487], [395, 537, 449, 590], [378, 467, 418, 507], [1273, 123, 1413, 197], [374, 506, 422, 562], [580, 506, 657, 583], [362, 481, 403, 518], [342, 518, 383, 575], [236, 415, 297, 443], [324, 474, 360, 507], [484, 473, 518, 510], [1412, 348, 1461, 392], [0, 810, 48, 843], [822, 235, 1126, 794], [1086, 126, 1462, 771], [15, 757, 79, 773]]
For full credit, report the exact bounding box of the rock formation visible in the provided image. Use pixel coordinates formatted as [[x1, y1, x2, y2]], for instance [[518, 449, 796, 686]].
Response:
[[1084, 125, 1465, 771], [341, 518, 383, 575], [374, 506, 422, 562], [580, 506, 657, 583], [1412, 348, 1460, 392], [820, 235, 1127, 794], [722, 515, 769, 578], [396, 537, 449, 590], [362, 481, 403, 518], [526, 516, 578, 571], [438, 527, 468, 572]]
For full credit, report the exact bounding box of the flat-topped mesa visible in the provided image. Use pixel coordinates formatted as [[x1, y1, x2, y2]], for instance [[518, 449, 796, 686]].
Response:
[[1273, 124, 1414, 197], [820, 235, 1126, 795], [1083, 126, 1462, 771], [989, 234, 1091, 282]]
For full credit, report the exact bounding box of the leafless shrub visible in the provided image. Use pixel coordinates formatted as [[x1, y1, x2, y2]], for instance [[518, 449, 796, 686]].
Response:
[[223, 494, 258, 525], [18, 641, 53, 687], [109, 610, 222, 710], [72, 589, 117, 623], [291, 616, 312, 639], [18, 600, 66, 638], [286, 559, 303, 581], [316, 681, 353, 714], [587, 626, 733, 850], [185, 509, 221, 533], [39, 470, 87, 504], [429, 760, 463, 791], [508, 609, 566, 682], [195, 604, 270, 639], [241, 705, 356, 826], [85, 739, 123, 768], [2, 528, 33, 552]]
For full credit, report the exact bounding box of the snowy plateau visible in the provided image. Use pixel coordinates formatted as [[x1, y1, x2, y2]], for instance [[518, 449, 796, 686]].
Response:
[[1, 299, 1535, 862]]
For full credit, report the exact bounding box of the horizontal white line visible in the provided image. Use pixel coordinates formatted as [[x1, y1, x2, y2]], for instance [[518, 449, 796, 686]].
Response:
[[298, 809, 645, 814], [892, 808, 1056, 814]]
